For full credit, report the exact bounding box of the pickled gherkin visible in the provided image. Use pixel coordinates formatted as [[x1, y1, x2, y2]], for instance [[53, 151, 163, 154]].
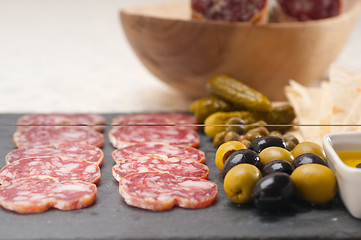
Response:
[[251, 104, 296, 132], [190, 97, 232, 123], [257, 104, 296, 125], [207, 75, 271, 112]]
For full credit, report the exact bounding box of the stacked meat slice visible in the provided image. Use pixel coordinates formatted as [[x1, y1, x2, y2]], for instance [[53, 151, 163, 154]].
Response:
[[109, 113, 217, 211], [0, 114, 105, 214]]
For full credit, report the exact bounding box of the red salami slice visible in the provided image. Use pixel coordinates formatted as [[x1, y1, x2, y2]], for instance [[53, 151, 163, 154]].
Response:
[[17, 113, 106, 132], [17, 117, 74, 132], [191, 0, 268, 23], [112, 154, 209, 181], [119, 172, 217, 211], [0, 176, 97, 214], [109, 126, 200, 148], [112, 113, 198, 126], [277, 0, 341, 21], [13, 126, 104, 148], [112, 143, 205, 164], [6, 143, 103, 166], [0, 156, 101, 184]]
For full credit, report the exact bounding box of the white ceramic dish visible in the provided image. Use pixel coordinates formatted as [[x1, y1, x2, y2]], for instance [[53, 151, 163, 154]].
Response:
[[323, 131, 361, 219]]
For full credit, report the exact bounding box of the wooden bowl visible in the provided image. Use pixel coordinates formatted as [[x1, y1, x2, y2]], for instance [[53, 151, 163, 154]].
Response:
[[120, 0, 361, 100]]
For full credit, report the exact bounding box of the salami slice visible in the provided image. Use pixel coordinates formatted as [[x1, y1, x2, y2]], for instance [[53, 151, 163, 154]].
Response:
[[17, 113, 106, 132], [112, 113, 198, 127], [191, 0, 268, 23], [6, 143, 104, 166], [109, 126, 200, 148], [0, 176, 97, 214], [0, 156, 101, 184], [119, 172, 218, 211], [112, 154, 209, 181], [277, 0, 341, 21], [112, 143, 205, 164], [13, 126, 104, 148]]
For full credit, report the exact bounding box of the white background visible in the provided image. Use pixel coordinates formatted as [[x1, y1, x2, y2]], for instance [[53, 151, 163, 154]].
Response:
[[0, 0, 360, 113]]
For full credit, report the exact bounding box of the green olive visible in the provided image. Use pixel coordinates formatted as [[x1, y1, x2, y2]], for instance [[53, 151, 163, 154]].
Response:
[[269, 131, 283, 138], [283, 133, 299, 145], [224, 131, 240, 142], [291, 164, 337, 204], [247, 121, 267, 132], [215, 141, 247, 171], [259, 147, 294, 166], [213, 131, 226, 147], [204, 111, 255, 138], [190, 97, 232, 123], [253, 126, 269, 137], [240, 139, 251, 147], [244, 130, 262, 142], [285, 140, 297, 151], [291, 142, 326, 162], [224, 164, 262, 204], [225, 117, 247, 134]]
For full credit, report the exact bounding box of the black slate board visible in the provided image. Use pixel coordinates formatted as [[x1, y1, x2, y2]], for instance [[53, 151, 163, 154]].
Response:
[[0, 113, 361, 240]]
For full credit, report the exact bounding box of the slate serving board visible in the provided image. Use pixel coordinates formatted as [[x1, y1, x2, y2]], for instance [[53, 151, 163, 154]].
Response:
[[0, 113, 361, 240]]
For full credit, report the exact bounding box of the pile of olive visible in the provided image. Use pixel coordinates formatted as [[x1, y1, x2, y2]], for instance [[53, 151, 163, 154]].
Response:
[[213, 117, 299, 151], [216, 137, 337, 212]]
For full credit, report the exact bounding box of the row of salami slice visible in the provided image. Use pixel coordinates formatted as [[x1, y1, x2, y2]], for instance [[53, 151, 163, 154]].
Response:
[[0, 113, 105, 214], [191, 0, 341, 23], [14, 113, 105, 148], [109, 113, 218, 211]]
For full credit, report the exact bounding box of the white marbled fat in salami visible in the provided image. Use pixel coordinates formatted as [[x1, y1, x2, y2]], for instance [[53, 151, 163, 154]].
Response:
[[13, 126, 104, 148], [119, 172, 218, 211], [17, 113, 106, 132], [112, 143, 205, 164], [6, 143, 104, 166], [0, 156, 101, 184], [0, 176, 97, 214], [109, 126, 200, 148], [112, 154, 209, 181]]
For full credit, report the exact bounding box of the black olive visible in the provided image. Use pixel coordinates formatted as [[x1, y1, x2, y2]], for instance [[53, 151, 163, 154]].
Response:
[[262, 160, 294, 176], [356, 163, 361, 168], [222, 149, 260, 178], [248, 136, 286, 154], [292, 153, 327, 168], [251, 172, 294, 211]]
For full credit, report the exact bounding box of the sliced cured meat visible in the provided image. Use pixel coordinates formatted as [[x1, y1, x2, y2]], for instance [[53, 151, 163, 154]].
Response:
[[0, 156, 101, 184], [13, 126, 104, 148], [17, 113, 106, 132], [17, 117, 74, 132], [112, 154, 209, 181], [112, 113, 198, 126], [119, 172, 218, 211], [109, 126, 200, 148], [112, 143, 205, 164], [277, 0, 341, 21], [191, 0, 268, 23], [0, 176, 97, 214], [6, 143, 104, 166]]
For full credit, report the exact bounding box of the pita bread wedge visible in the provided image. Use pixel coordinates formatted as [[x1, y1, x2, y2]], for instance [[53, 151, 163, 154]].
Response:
[[329, 65, 361, 132], [285, 80, 322, 144], [319, 81, 332, 137], [342, 94, 361, 132]]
